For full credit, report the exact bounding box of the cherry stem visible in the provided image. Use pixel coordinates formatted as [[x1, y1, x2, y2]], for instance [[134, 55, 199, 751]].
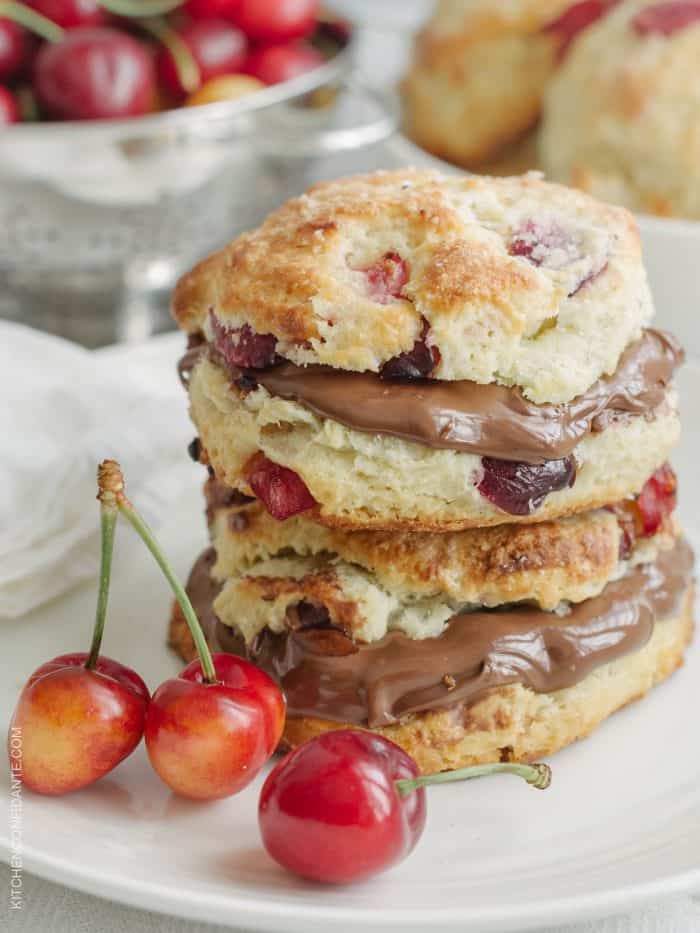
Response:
[[136, 16, 200, 94], [96, 460, 218, 684], [85, 499, 118, 670], [98, 0, 184, 16], [395, 762, 552, 798], [0, 1, 63, 42]]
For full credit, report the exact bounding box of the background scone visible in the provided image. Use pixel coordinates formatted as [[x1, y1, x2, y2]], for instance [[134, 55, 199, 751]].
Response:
[[401, 0, 618, 169], [541, 0, 700, 218]]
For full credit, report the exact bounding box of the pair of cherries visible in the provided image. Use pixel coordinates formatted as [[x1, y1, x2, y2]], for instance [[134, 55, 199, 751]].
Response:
[[7, 458, 552, 884]]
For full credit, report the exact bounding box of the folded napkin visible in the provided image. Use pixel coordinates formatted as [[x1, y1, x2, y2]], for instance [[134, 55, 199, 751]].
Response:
[[0, 321, 195, 619]]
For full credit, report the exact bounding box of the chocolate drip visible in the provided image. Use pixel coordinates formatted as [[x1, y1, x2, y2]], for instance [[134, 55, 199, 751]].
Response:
[[185, 539, 693, 729]]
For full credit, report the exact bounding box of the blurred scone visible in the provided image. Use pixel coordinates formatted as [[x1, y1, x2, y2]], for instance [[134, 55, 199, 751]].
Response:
[[541, 0, 700, 218], [401, 0, 618, 168], [173, 170, 682, 531]]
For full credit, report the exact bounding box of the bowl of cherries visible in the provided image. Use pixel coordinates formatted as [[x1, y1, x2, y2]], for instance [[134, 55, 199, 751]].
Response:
[[0, 0, 396, 344]]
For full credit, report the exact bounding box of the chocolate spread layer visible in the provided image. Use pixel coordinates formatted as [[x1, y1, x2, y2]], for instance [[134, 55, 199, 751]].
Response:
[[185, 538, 693, 728], [181, 328, 682, 464]]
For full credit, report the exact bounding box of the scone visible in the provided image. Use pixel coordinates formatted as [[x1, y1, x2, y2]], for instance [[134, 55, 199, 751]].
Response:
[[541, 0, 700, 218], [173, 170, 682, 532], [401, 0, 619, 168]]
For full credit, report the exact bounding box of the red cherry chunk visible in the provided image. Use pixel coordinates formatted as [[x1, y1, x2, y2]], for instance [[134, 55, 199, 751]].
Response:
[[210, 313, 278, 369], [477, 456, 577, 515], [380, 318, 440, 380], [0, 85, 19, 125], [509, 218, 582, 269], [358, 250, 409, 304], [28, 0, 107, 28], [545, 1, 619, 58], [246, 453, 316, 521], [636, 462, 677, 535], [259, 730, 426, 884], [633, 1, 700, 35], [244, 41, 324, 85], [235, 0, 319, 42]]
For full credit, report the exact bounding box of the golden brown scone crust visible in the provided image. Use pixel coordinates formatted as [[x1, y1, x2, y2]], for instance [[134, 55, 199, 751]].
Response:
[[207, 486, 674, 613], [173, 169, 652, 405], [401, 0, 574, 167], [169, 585, 694, 775]]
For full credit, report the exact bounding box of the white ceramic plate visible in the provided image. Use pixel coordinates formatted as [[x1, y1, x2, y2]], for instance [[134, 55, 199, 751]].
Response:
[[2, 274, 700, 931]]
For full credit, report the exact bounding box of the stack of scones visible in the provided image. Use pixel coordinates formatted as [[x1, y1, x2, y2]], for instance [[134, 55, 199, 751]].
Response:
[[169, 169, 694, 774]]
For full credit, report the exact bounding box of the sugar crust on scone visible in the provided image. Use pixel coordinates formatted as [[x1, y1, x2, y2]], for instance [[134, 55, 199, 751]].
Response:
[[173, 170, 652, 405]]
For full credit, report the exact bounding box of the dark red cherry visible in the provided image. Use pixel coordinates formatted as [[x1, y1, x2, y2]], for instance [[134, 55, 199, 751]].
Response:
[[157, 19, 248, 99], [34, 28, 156, 120], [210, 314, 278, 370], [244, 41, 324, 85], [633, 1, 700, 35], [477, 456, 577, 515], [246, 453, 316, 521], [380, 318, 440, 380], [0, 85, 19, 124], [0, 18, 29, 80], [28, 0, 107, 28]]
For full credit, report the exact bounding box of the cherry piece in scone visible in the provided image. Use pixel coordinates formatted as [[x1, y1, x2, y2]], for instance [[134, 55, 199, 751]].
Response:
[[360, 249, 409, 304], [380, 318, 440, 380], [246, 453, 316, 521], [234, 0, 319, 42], [157, 19, 248, 99], [509, 218, 581, 269], [27, 0, 107, 28], [258, 730, 551, 884], [95, 459, 286, 801], [210, 312, 278, 369], [34, 28, 156, 120], [7, 468, 149, 796], [544, 1, 619, 58], [0, 18, 29, 80], [633, 1, 700, 35], [184, 0, 242, 21], [244, 40, 324, 85], [607, 464, 677, 558], [0, 85, 20, 124], [146, 654, 285, 800], [477, 456, 577, 516]]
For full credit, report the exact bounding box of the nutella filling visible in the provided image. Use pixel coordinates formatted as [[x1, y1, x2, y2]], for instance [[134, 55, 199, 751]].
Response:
[[181, 328, 682, 464], [185, 538, 693, 729]]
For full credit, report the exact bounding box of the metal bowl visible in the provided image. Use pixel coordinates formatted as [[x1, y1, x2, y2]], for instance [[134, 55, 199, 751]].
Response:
[[0, 18, 397, 345]]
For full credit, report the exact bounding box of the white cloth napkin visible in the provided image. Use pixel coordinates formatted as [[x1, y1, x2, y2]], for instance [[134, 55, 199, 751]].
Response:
[[0, 321, 195, 619]]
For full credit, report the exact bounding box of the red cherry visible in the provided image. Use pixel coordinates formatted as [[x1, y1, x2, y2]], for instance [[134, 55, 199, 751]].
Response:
[[34, 28, 156, 120], [184, 0, 242, 20], [27, 0, 107, 28], [636, 463, 677, 535], [244, 41, 324, 85], [0, 85, 20, 124], [259, 731, 426, 884], [246, 453, 316, 521], [544, 1, 620, 58], [633, 1, 700, 35], [0, 18, 29, 80], [234, 0, 319, 42], [8, 653, 149, 796], [157, 19, 248, 99], [477, 456, 577, 515], [145, 653, 285, 800], [210, 313, 278, 369]]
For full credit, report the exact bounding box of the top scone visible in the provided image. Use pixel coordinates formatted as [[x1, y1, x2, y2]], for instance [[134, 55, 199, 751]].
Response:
[[540, 0, 700, 219], [174, 169, 652, 405]]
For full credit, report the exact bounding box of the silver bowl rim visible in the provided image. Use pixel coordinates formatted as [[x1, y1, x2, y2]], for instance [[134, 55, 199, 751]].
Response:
[[5, 17, 355, 143]]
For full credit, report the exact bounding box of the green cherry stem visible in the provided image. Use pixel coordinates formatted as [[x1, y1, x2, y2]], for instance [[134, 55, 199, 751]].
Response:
[[395, 762, 552, 798], [0, 1, 64, 42], [98, 0, 184, 16], [97, 460, 217, 684], [136, 16, 200, 94], [85, 489, 118, 670]]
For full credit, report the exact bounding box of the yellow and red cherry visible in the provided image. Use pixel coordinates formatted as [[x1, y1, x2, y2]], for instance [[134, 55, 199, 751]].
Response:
[[185, 73, 263, 106], [156, 18, 248, 99]]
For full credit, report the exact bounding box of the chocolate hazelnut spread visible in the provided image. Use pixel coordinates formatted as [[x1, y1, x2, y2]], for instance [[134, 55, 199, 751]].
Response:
[[185, 538, 693, 729], [180, 328, 681, 464]]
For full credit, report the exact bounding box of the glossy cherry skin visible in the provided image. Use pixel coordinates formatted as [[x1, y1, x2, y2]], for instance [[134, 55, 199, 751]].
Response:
[[0, 18, 29, 81], [157, 19, 248, 99], [28, 0, 107, 28], [34, 28, 156, 121], [184, 0, 242, 20], [8, 653, 150, 796], [145, 653, 285, 800], [234, 0, 319, 42], [259, 730, 426, 884], [0, 85, 19, 124], [245, 41, 324, 85]]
